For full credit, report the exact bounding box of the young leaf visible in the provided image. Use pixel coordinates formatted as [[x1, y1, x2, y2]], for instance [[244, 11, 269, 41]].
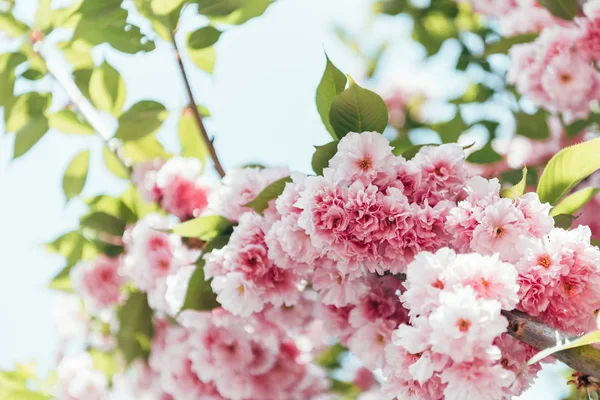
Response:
[[178, 107, 209, 163], [390, 136, 413, 156], [466, 144, 503, 164], [550, 187, 600, 217], [527, 330, 600, 366], [0, 13, 29, 37], [514, 110, 550, 140], [49, 264, 74, 292], [538, 0, 579, 20], [172, 215, 234, 240], [312, 141, 339, 175], [89, 61, 127, 116], [483, 33, 538, 56], [48, 109, 95, 135], [196, 0, 242, 16], [401, 144, 438, 160], [114, 101, 168, 141], [329, 79, 388, 138], [553, 214, 575, 230], [187, 42, 216, 74], [501, 166, 527, 200], [188, 26, 222, 49], [117, 292, 154, 364], [536, 137, 600, 205], [150, 0, 184, 14], [103, 147, 129, 179], [80, 212, 127, 237], [13, 117, 49, 159], [62, 150, 90, 201], [180, 260, 220, 312], [315, 55, 347, 138], [46, 231, 87, 265], [244, 177, 292, 215], [86, 195, 137, 223], [436, 112, 466, 144]]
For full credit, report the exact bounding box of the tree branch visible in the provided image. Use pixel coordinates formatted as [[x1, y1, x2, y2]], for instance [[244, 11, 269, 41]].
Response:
[[394, 273, 600, 379], [170, 31, 226, 178], [39, 47, 132, 177], [503, 310, 600, 380]]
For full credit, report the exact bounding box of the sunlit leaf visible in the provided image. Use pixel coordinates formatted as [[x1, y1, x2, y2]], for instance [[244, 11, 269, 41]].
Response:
[[114, 101, 168, 141], [528, 330, 600, 366], [186, 36, 216, 73], [244, 177, 292, 215], [103, 147, 129, 179], [551, 187, 600, 217], [538, 0, 579, 20], [117, 292, 154, 364], [13, 117, 49, 159], [172, 215, 234, 240], [178, 107, 209, 164], [515, 110, 550, 140], [501, 166, 527, 200], [483, 33, 538, 56], [48, 109, 95, 135], [312, 141, 338, 175], [188, 26, 221, 49], [80, 212, 126, 237], [180, 259, 219, 312], [315, 54, 347, 139], [0, 12, 29, 37], [62, 150, 90, 201], [89, 61, 127, 117]]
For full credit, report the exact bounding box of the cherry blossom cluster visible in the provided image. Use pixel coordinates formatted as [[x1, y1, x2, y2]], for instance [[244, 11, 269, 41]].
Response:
[[507, 1, 600, 120], [381, 248, 538, 399], [133, 156, 212, 220], [71, 254, 124, 314]]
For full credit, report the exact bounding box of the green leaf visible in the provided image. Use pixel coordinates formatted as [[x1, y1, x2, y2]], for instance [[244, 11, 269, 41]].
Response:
[[114, 101, 168, 141], [314, 343, 347, 369], [528, 330, 600, 366], [117, 292, 154, 364], [172, 215, 234, 240], [537, 137, 600, 205], [103, 147, 129, 179], [187, 39, 216, 74], [466, 144, 503, 164], [195, 0, 243, 16], [178, 107, 209, 164], [89, 61, 127, 116], [80, 212, 126, 237], [48, 109, 95, 135], [46, 231, 87, 265], [436, 112, 467, 144], [13, 118, 49, 159], [244, 177, 292, 215], [62, 150, 90, 201], [202, 234, 231, 253], [315, 55, 347, 138], [21, 68, 44, 80], [121, 184, 161, 218], [73, 68, 93, 99], [514, 110, 550, 140], [390, 136, 413, 156], [538, 0, 579, 20], [553, 213, 575, 229], [402, 144, 438, 160], [48, 264, 74, 292], [5, 93, 49, 132], [133, 0, 181, 41], [501, 166, 527, 200], [0, 53, 26, 107], [208, 0, 273, 24], [59, 39, 94, 69], [180, 260, 219, 312], [502, 167, 538, 186], [550, 187, 600, 217], [0, 12, 29, 37], [86, 195, 137, 223], [483, 33, 538, 56], [188, 26, 222, 49], [89, 349, 119, 378], [123, 134, 170, 162], [151, 0, 184, 14], [329, 80, 388, 138], [312, 141, 339, 175]]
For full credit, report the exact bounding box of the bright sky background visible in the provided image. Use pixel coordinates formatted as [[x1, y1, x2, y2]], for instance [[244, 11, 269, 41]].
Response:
[[0, 0, 572, 397]]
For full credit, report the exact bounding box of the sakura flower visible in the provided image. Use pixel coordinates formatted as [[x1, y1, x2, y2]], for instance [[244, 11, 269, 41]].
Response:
[[71, 254, 125, 313]]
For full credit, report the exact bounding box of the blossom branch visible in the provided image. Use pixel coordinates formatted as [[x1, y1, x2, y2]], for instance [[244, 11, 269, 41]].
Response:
[[503, 309, 600, 380], [395, 273, 600, 379], [170, 31, 226, 178], [39, 46, 133, 176]]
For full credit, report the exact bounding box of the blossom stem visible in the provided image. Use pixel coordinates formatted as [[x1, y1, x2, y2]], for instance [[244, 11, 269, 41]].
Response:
[[170, 31, 226, 178], [502, 310, 600, 380], [40, 47, 133, 176]]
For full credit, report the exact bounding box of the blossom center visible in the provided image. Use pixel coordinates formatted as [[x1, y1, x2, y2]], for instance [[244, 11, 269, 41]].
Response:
[[559, 73, 572, 84], [537, 254, 551, 269], [431, 279, 444, 289], [358, 157, 372, 171], [237, 285, 245, 295], [457, 318, 471, 332], [375, 334, 386, 344], [494, 226, 504, 237]]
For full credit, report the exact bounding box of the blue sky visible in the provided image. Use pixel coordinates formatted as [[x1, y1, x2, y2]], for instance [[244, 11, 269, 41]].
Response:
[[0, 0, 571, 397]]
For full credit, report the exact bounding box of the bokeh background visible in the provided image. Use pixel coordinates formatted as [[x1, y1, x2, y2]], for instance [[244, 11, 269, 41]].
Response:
[[0, 0, 573, 397]]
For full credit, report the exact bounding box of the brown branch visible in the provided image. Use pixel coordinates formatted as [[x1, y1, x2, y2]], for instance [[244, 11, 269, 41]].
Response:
[[394, 273, 600, 379], [503, 310, 600, 380], [170, 31, 226, 178]]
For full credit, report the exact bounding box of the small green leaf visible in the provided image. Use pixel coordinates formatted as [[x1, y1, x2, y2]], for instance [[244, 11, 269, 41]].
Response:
[[315, 54, 347, 138], [178, 107, 209, 164], [537, 137, 600, 205], [89, 61, 127, 116], [0, 12, 29, 37], [49, 264, 74, 292], [436, 112, 467, 144], [48, 109, 95, 135], [13, 118, 49, 159], [202, 234, 231, 253], [89, 349, 119, 378], [73, 68, 93, 99], [86, 195, 137, 223], [180, 260, 220, 312], [402, 144, 438, 160], [390, 136, 413, 156], [466, 144, 503, 164], [329, 79, 388, 138], [151, 0, 184, 14], [46, 231, 87, 265], [196, 0, 242, 16], [244, 177, 292, 215], [114, 101, 168, 141], [314, 343, 347, 369], [515, 110, 550, 140], [117, 292, 154, 364], [553, 214, 575, 229], [172, 215, 234, 240], [551, 187, 600, 217], [502, 167, 538, 186], [528, 330, 600, 366], [501, 166, 527, 200], [188, 26, 222, 49], [5, 93, 49, 132], [21, 69, 44, 80], [62, 150, 90, 201], [483, 33, 538, 56], [80, 212, 126, 237], [123, 134, 170, 162], [187, 41, 216, 74], [103, 147, 129, 179], [312, 141, 339, 175], [538, 0, 579, 20]]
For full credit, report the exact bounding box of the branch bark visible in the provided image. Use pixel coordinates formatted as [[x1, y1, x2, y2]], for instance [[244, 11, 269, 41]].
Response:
[[394, 273, 600, 379], [170, 31, 226, 178]]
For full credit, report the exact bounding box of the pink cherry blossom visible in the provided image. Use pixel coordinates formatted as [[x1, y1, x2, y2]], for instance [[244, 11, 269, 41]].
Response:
[[71, 254, 125, 313]]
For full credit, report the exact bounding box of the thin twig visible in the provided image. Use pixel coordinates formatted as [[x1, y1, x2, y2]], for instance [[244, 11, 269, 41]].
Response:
[[39, 47, 133, 176], [170, 31, 226, 178]]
